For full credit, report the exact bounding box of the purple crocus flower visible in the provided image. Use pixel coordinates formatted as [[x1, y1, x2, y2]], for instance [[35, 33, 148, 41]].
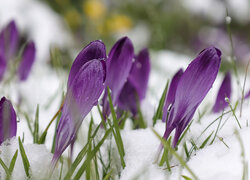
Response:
[[162, 68, 183, 122], [0, 97, 17, 144], [53, 40, 106, 164], [163, 47, 221, 147], [117, 48, 150, 116], [0, 52, 7, 81], [102, 37, 134, 119], [245, 90, 250, 99], [212, 72, 232, 113], [0, 20, 19, 60], [17, 41, 36, 81]]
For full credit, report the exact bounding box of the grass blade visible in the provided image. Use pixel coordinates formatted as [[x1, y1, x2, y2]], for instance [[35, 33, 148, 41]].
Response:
[[9, 150, 18, 174], [153, 80, 169, 125], [18, 137, 31, 178], [73, 129, 112, 180], [0, 157, 11, 179], [107, 87, 126, 168], [199, 131, 213, 149], [33, 104, 39, 143], [152, 128, 199, 180]]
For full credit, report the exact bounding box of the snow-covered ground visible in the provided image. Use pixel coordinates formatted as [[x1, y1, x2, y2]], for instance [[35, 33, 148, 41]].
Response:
[[1, 0, 250, 179]]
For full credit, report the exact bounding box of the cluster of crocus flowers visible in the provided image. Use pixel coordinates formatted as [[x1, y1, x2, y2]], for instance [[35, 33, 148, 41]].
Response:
[[53, 36, 151, 164], [118, 48, 150, 116], [212, 72, 232, 113], [0, 20, 36, 82], [162, 47, 222, 147], [102, 37, 134, 119], [102, 37, 151, 120], [0, 97, 17, 145]]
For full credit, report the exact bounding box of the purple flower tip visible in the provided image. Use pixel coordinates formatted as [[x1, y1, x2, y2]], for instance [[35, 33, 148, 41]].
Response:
[[163, 47, 221, 147], [118, 48, 151, 115], [53, 41, 106, 164], [212, 72, 232, 113], [0, 20, 19, 60], [244, 90, 250, 99], [17, 41, 36, 81], [162, 68, 183, 122], [0, 97, 17, 144], [0, 52, 7, 81], [102, 36, 134, 119]]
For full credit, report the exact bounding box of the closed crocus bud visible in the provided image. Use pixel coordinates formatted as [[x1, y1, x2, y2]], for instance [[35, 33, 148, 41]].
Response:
[[118, 48, 150, 116], [53, 40, 106, 164], [0, 52, 7, 81], [17, 41, 36, 81], [0, 20, 19, 60], [212, 72, 232, 113], [163, 47, 221, 147], [162, 68, 183, 122], [0, 97, 17, 144], [102, 36, 134, 119]]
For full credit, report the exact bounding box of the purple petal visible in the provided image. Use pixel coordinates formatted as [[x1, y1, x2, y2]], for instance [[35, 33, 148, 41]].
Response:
[[163, 47, 221, 147], [162, 68, 183, 122], [117, 81, 138, 116], [53, 59, 106, 163], [212, 72, 232, 113], [244, 89, 250, 99], [0, 97, 17, 144], [0, 52, 7, 81], [102, 37, 134, 118], [68, 40, 106, 88], [117, 48, 151, 115], [0, 20, 19, 59], [17, 41, 36, 81], [128, 48, 150, 100]]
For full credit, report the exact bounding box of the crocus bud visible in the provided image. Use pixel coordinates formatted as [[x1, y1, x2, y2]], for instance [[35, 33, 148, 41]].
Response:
[[0, 20, 19, 60], [102, 36, 134, 119], [0, 52, 6, 81], [118, 48, 150, 116], [212, 72, 232, 113], [17, 41, 36, 81], [53, 40, 106, 164], [162, 68, 183, 122], [0, 97, 17, 144], [163, 47, 221, 147]]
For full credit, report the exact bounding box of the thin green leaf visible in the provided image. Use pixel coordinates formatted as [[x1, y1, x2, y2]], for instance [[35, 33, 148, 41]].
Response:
[[182, 175, 193, 180], [103, 169, 113, 180], [153, 80, 169, 125], [152, 128, 199, 180], [199, 131, 213, 149], [18, 136, 31, 178], [9, 150, 18, 174], [107, 87, 126, 168], [0, 157, 11, 179], [33, 104, 40, 143], [73, 129, 112, 180], [51, 112, 62, 153], [64, 123, 102, 179]]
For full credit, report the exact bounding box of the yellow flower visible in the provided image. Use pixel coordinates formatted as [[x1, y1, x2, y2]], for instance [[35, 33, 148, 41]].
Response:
[[106, 15, 132, 34], [83, 0, 106, 20], [64, 8, 82, 29]]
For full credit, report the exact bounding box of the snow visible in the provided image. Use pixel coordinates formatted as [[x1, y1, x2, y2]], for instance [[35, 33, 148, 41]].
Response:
[[1, 0, 250, 179], [0, 138, 59, 179]]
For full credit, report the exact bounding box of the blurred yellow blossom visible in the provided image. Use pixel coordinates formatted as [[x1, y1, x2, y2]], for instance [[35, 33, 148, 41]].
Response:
[[83, 0, 106, 20], [106, 14, 132, 34], [64, 8, 82, 29]]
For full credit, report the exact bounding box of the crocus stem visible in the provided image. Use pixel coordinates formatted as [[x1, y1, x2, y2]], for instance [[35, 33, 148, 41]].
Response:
[[38, 99, 64, 143]]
